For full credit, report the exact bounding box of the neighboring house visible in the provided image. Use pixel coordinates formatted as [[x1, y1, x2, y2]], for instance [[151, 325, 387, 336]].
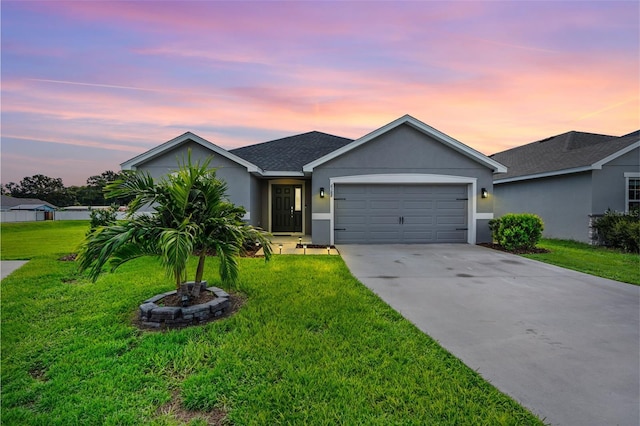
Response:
[[0, 195, 57, 212], [121, 115, 506, 245], [1, 195, 57, 221], [491, 130, 640, 243]]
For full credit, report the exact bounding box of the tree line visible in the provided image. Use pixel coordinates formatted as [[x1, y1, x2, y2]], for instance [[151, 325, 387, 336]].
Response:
[[1, 171, 133, 207]]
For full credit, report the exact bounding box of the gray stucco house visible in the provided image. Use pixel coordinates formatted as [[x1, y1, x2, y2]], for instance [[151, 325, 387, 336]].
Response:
[[491, 130, 640, 243], [121, 115, 506, 245]]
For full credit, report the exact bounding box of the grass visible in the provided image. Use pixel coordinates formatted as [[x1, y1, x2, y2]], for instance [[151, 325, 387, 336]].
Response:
[[1, 220, 88, 259], [1, 221, 544, 425], [522, 238, 640, 286]]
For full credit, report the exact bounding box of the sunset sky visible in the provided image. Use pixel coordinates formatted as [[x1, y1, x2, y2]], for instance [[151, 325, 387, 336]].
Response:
[[2, 1, 638, 186]]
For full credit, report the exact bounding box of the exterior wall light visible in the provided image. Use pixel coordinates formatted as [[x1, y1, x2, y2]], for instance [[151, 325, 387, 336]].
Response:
[[481, 188, 489, 198], [320, 187, 325, 198]]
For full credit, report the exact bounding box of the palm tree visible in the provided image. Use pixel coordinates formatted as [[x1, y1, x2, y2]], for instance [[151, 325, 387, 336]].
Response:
[[77, 151, 272, 302]]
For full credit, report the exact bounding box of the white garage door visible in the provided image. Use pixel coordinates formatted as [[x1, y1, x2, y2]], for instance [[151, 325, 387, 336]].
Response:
[[334, 184, 468, 244]]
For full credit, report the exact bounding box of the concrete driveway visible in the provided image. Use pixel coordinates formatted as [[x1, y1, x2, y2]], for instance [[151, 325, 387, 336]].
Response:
[[338, 244, 639, 426]]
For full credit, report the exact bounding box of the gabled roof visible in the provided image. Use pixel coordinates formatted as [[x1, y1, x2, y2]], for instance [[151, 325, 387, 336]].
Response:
[[491, 130, 640, 183], [121, 131, 260, 172], [230, 131, 353, 172], [303, 114, 507, 173], [1, 195, 57, 210], [10, 204, 56, 211]]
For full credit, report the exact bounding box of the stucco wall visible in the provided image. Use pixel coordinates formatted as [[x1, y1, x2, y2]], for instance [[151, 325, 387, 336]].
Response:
[[312, 124, 496, 244], [133, 140, 254, 218], [494, 172, 593, 242], [249, 175, 262, 227], [592, 147, 639, 214]]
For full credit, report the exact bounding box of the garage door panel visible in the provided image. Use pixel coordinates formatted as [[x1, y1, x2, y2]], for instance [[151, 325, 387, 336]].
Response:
[[404, 216, 434, 225], [334, 183, 467, 244], [370, 215, 401, 224], [437, 216, 466, 225], [436, 186, 466, 195], [437, 200, 465, 208], [403, 185, 433, 194], [368, 232, 402, 243], [403, 200, 433, 209], [337, 216, 367, 225], [336, 199, 367, 209], [370, 200, 401, 210]]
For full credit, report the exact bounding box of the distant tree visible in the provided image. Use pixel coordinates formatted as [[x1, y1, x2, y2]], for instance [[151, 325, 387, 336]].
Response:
[[3, 174, 73, 206], [1, 183, 17, 196], [85, 170, 132, 206]]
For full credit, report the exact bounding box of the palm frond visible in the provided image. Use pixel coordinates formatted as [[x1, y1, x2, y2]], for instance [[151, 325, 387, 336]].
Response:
[[77, 223, 143, 281], [105, 171, 158, 214], [214, 240, 240, 287]]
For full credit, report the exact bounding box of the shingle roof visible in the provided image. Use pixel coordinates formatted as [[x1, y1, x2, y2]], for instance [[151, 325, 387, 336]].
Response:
[[229, 131, 353, 172], [1, 195, 57, 210], [490, 130, 640, 181]]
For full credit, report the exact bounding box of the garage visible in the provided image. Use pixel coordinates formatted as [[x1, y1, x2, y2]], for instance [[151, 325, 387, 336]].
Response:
[[334, 184, 468, 244]]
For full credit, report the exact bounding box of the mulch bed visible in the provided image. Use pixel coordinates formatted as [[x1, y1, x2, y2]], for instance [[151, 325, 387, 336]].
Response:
[[58, 253, 77, 261], [478, 242, 550, 254]]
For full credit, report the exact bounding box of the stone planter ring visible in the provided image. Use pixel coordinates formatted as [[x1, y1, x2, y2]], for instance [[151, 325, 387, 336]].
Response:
[[139, 281, 230, 329]]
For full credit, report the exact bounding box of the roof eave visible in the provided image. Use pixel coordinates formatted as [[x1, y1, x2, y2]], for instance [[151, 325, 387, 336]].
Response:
[[495, 140, 640, 184], [303, 114, 507, 173], [260, 171, 306, 177], [120, 131, 261, 173], [592, 140, 640, 168], [494, 166, 594, 184]]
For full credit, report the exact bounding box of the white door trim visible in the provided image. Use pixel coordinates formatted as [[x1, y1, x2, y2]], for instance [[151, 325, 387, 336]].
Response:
[[268, 179, 306, 235]]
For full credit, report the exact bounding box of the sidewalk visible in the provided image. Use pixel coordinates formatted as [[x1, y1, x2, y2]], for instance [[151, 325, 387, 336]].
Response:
[[256, 236, 339, 256], [1, 260, 29, 280]]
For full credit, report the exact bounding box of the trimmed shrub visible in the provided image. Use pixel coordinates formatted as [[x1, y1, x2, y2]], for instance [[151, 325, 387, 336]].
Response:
[[594, 210, 640, 253], [88, 205, 118, 231], [493, 213, 544, 251], [488, 218, 501, 243]]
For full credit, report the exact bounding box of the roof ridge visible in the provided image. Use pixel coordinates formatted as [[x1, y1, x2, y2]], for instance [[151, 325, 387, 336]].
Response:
[[229, 130, 352, 153]]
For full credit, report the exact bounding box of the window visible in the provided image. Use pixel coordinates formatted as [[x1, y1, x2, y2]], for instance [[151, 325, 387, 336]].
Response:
[[294, 187, 302, 212], [625, 173, 640, 212]]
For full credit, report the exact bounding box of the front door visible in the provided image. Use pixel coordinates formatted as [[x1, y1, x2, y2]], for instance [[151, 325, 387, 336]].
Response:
[[272, 185, 303, 233]]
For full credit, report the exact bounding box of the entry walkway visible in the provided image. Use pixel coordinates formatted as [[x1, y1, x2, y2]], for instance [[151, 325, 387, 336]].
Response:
[[339, 243, 640, 426], [257, 236, 338, 256]]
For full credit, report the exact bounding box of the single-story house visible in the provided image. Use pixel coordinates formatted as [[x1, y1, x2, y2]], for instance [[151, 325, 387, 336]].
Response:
[[490, 130, 640, 243], [1, 195, 57, 221], [121, 115, 507, 245], [0, 195, 57, 212]]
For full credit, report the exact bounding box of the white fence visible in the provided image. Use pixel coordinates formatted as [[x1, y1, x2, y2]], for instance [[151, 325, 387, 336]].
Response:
[[1, 210, 128, 223], [55, 211, 128, 221], [1, 211, 45, 222]]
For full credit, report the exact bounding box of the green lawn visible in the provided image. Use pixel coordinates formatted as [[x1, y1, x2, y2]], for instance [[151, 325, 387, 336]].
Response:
[[523, 239, 640, 286], [1, 221, 543, 425]]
